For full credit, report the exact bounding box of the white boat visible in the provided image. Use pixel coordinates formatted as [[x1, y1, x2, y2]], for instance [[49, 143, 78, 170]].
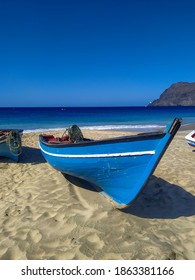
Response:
[[185, 130, 195, 147]]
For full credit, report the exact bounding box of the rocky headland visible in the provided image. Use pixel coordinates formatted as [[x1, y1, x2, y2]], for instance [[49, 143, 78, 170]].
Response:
[[148, 82, 195, 106]]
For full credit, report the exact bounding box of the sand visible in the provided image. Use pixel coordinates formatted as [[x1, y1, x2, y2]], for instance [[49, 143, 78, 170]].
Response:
[[0, 128, 195, 260]]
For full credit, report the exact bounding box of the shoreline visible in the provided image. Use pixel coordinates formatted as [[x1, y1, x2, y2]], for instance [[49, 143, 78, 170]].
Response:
[[0, 128, 195, 260], [20, 122, 194, 134], [179, 123, 195, 131]]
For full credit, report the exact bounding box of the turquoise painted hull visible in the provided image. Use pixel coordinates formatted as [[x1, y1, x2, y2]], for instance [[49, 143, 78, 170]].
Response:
[[0, 130, 23, 162], [39, 119, 182, 208]]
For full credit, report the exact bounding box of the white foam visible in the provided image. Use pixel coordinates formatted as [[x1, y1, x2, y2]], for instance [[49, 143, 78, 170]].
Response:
[[23, 127, 65, 134], [81, 124, 164, 131], [23, 124, 165, 134]]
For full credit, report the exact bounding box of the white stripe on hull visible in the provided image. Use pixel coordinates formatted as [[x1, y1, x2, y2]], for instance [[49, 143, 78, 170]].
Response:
[[39, 145, 155, 158]]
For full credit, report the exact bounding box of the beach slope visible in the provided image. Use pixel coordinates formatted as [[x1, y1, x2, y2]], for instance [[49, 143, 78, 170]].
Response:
[[0, 129, 195, 260]]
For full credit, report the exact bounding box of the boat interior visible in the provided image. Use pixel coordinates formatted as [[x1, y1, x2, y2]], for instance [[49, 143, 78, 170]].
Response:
[[0, 131, 9, 137], [41, 134, 92, 144], [0, 130, 10, 140], [42, 134, 70, 144]]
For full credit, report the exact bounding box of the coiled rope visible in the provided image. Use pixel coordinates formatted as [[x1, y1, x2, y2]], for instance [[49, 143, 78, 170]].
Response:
[[6, 130, 22, 156]]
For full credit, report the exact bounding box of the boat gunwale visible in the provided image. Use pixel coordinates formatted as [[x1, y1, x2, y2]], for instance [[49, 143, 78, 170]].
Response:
[[0, 129, 23, 143], [39, 131, 166, 148], [185, 130, 195, 141]]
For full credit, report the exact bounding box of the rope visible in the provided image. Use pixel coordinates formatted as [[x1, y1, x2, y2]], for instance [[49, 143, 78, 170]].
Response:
[[6, 130, 22, 156]]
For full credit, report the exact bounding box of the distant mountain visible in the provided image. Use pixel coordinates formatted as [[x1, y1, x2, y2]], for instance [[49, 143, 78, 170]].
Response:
[[148, 82, 195, 106]]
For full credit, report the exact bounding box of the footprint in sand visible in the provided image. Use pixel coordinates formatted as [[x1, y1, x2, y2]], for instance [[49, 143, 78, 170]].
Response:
[[28, 229, 42, 243], [86, 233, 104, 250]]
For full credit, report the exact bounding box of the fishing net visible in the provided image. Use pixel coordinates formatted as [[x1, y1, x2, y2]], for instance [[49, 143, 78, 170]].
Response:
[[66, 124, 84, 143], [6, 130, 22, 155]]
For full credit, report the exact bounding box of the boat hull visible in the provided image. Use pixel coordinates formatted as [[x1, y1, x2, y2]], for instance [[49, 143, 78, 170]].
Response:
[[39, 119, 182, 208], [185, 130, 195, 147], [0, 130, 23, 162]]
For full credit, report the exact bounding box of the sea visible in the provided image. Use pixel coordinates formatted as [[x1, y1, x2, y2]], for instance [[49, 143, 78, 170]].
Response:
[[0, 106, 195, 133]]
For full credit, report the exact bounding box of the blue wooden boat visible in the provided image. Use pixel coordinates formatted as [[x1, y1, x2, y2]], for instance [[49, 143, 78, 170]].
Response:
[[39, 118, 182, 208], [185, 130, 195, 147], [0, 129, 23, 162]]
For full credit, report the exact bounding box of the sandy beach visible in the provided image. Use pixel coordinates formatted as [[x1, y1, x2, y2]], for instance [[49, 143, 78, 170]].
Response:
[[0, 127, 195, 260]]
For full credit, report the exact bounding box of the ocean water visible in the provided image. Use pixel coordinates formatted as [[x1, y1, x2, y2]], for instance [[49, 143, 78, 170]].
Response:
[[0, 106, 195, 133]]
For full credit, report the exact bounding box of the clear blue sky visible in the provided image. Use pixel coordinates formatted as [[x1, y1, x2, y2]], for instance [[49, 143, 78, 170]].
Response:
[[0, 0, 195, 107]]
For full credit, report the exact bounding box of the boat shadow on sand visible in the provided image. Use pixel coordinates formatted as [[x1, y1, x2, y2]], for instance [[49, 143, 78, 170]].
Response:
[[20, 146, 46, 164], [122, 176, 195, 219], [0, 146, 46, 164], [63, 173, 100, 192], [64, 174, 195, 219]]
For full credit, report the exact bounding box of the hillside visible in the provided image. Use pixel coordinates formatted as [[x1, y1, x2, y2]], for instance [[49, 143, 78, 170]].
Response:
[[148, 82, 195, 106]]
